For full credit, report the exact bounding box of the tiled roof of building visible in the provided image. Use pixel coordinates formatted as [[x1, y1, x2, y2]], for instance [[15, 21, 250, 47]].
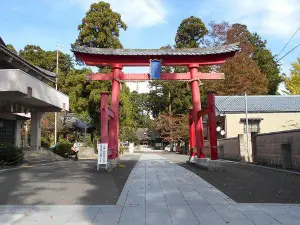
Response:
[[0, 39, 56, 83], [215, 95, 300, 113], [0, 37, 5, 46], [35, 66, 57, 78], [71, 43, 240, 56]]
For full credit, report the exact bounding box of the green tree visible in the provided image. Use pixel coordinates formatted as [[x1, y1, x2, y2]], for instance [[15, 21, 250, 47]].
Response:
[[119, 85, 136, 141], [130, 91, 153, 128], [19, 45, 73, 88], [175, 16, 208, 48], [150, 16, 208, 117], [251, 33, 282, 94], [207, 53, 268, 95], [6, 44, 17, 54], [224, 24, 281, 94], [284, 58, 300, 94], [75, 1, 127, 48]]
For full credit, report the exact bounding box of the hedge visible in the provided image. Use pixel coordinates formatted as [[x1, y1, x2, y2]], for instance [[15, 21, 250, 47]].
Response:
[[0, 142, 24, 165], [53, 140, 73, 158]]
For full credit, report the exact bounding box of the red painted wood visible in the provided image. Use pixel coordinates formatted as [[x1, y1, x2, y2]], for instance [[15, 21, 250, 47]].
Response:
[[100, 93, 109, 144], [189, 64, 205, 158], [120, 73, 149, 80], [108, 65, 122, 159], [189, 109, 196, 157], [87, 73, 112, 81], [74, 52, 235, 67], [108, 108, 115, 119], [87, 72, 224, 81], [207, 91, 218, 160], [161, 73, 224, 80], [197, 108, 211, 117]]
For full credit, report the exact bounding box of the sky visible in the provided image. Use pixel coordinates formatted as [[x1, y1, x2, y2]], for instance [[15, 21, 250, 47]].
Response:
[[1, 0, 300, 93]]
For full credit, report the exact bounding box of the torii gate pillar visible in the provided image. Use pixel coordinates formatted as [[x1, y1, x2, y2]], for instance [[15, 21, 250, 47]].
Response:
[[189, 64, 205, 158], [108, 64, 122, 159]]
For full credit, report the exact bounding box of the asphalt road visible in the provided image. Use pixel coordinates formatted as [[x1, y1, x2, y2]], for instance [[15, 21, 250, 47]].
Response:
[[0, 154, 140, 205], [158, 152, 300, 204]]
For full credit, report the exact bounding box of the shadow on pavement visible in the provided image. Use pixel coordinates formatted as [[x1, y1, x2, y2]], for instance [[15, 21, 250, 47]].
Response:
[[159, 151, 300, 204], [0, 154, 140, 205]]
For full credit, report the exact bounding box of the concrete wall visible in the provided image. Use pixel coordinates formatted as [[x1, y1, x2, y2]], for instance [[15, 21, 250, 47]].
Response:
[[218, 137, 240, 160], [254, 129, 300, 169], [225, 112, 300, 138], [219, 129, 300, 169], [0, 69, 69, 111]]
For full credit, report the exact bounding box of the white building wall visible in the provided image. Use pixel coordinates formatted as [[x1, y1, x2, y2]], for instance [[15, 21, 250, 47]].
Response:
[[0, 69, 69, 111], [225, 112, 300, 138]]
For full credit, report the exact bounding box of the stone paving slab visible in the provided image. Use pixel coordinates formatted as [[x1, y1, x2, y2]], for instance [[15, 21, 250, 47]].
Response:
[[1, 153, 300, 224]]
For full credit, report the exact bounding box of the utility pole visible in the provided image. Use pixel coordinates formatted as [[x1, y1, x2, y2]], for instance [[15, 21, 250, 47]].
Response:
[[54, 43, 59, 145], [168, 90, 171, 114], [245, 92, 250, 162]]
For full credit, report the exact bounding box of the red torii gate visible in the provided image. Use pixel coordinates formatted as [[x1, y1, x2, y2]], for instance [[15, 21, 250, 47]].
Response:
[[72, 43, 239, 161]]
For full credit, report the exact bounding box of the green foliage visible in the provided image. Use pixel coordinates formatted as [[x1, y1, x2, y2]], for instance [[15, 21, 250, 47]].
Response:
[[54, 140, 73, 158], [175, 16, 208, 48], [155, 114, 189, 142], [41, 136, 50, 149], [0, 142, 23, 165], [149, 80, 192, 117], [19, 45, 73, 75], [251, 33, 282, 94], [223, 23, 281, 94], [284, 58, 300, 95], [130, 91, 153, 128], [119, 85, 138, 142], [6, 44, 18, 54], [119, 146, 129, 155], [126, 131, 140, 145], [75, 1, 127, 48], [19, 45, 73, 89], [149, 45, 193, 117], [213, 53, 268, 95]]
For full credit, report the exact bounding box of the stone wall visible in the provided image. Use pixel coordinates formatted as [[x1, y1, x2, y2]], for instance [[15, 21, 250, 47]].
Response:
[[254, 129, 300, 169], [218, 129, 300, 169], [218, 137, 240, 161], [78, 147, 97, 159]]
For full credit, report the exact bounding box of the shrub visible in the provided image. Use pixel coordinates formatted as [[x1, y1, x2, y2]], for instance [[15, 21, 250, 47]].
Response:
[[53, 140, 73, 158], [41, 136, 50, 149], [119, 146, 129, 155], [0, 142, 24, 165]]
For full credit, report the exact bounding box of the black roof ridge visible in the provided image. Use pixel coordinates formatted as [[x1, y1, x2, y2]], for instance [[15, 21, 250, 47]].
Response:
[[0, 41, 56, 83], [71, 42, 240, 55], [216, 95, 300, 98]]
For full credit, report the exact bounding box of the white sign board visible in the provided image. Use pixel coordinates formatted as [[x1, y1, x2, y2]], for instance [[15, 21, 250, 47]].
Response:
[[97, 143, 108, 170]]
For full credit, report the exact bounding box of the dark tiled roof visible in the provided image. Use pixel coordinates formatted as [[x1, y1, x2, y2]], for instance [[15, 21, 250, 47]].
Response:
[[136, 128, 149, 141], [0, 37, 5, 46], [0, 41, 56, 83], [216, 95, 300, 113], [35, 66, 57, 78], [71, 43, 240, 56]]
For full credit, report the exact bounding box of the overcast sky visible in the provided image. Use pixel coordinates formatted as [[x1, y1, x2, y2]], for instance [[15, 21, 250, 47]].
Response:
[[1, 0, 299, 93]]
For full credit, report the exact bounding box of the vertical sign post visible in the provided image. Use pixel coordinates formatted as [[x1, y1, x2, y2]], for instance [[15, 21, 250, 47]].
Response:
[[97, 143, 108, 170]]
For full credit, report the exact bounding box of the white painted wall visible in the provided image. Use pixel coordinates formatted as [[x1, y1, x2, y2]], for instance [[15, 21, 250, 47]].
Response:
[[0, 69, 69, 111], [225, 112, 300, 138]]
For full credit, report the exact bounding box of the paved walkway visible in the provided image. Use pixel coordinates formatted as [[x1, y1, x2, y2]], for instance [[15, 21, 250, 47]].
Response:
[[1, 153, 300, 224]]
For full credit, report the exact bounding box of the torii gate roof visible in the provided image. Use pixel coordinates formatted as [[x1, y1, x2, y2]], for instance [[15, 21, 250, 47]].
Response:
[[72, 43, 240, 67]]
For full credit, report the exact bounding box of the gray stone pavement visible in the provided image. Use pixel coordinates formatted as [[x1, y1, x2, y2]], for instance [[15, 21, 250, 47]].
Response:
[[1, 153, 300, 224]]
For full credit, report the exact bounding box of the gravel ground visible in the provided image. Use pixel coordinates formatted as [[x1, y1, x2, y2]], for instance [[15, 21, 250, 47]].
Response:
[[0, 153, 140, 205], [157, 151, 300, 204]]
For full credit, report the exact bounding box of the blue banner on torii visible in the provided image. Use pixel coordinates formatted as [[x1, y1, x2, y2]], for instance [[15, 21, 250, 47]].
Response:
[[150, 59, 161, 79]]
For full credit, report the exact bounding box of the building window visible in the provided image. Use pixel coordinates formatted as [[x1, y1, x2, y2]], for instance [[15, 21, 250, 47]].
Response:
[[0, 119, 16, 144], [243, 121, 260, 133]]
